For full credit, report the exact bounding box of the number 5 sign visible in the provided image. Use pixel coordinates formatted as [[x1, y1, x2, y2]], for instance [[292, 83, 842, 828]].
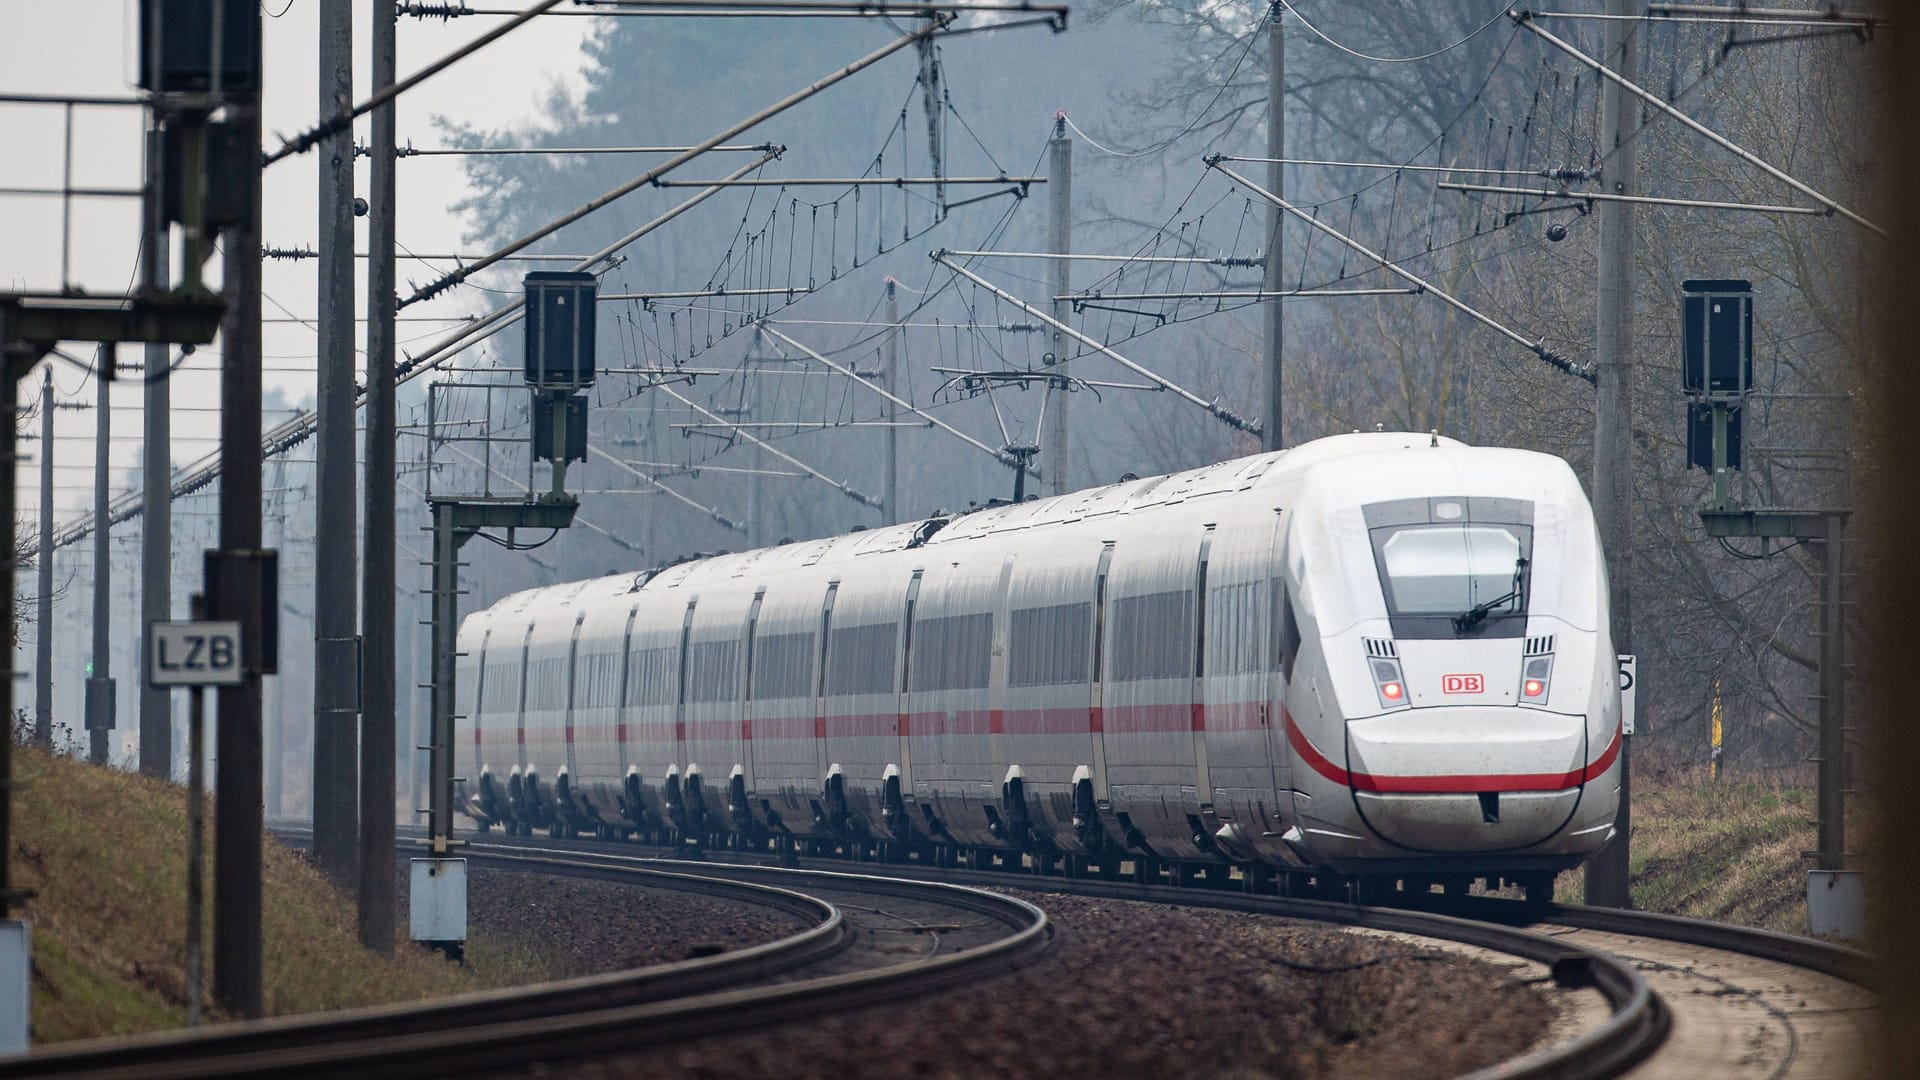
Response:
[[1618, 654, 1637, 736]]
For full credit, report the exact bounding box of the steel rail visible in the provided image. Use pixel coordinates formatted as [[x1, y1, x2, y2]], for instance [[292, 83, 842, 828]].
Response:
[[1, 850, 847, 1078], [1541, 902, 1875, 987], [4, 844, 1051, 1080], [420, 829, 1671, 1080]]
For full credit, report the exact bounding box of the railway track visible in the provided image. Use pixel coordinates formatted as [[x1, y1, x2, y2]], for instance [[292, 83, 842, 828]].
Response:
[[450, 828, 1878, 1079], [425, 832, 1673, 1079], [7, 822, 1872, 1078], [0, 844, 1050, 1080], [1529, 907, 1872, 1079]]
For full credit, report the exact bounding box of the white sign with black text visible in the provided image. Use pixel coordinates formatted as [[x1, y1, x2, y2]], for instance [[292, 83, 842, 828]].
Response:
[[1618, 654, 1637, 736], [146, 621, 244, 689]]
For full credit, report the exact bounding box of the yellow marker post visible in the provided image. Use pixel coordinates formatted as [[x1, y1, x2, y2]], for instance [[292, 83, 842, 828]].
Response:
[[1710, 678, 1724, 782]]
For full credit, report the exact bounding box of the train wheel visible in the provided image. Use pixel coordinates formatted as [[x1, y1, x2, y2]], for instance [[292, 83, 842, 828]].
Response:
[[1354, 876, 1396, 905], [1519, 872, 1556, 910]]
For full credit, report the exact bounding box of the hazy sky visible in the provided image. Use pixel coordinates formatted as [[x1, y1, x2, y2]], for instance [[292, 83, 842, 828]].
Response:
[[1, 0, 599, 518]]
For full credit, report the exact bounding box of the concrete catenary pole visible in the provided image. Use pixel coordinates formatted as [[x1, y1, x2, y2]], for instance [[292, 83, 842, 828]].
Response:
[[885, 279, 900, 523], [34, 367, 52, 745], [312, 0, 359, 892], [1261, 1, 1285, 452], [1045, 116, 1072, 495], [89, 343, 111, 766], [1817, 519, 1846, 870], [214, 47, 268, 1020], [358, 0, 400, 954], [139, 124, 173, 777], [1585, 0, 1640, 909]]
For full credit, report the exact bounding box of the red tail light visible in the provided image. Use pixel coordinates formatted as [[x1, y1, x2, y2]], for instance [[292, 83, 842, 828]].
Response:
[[1382, 681, 1404, 701], [1523, 678, 1545, 697]]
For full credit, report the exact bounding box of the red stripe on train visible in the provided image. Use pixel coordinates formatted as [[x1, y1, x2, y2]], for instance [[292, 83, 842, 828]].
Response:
[[1284, 710, 1622, 793]]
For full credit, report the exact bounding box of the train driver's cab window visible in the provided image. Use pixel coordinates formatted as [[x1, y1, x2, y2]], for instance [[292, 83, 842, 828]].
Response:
[[1364, 497, 1534, 640]]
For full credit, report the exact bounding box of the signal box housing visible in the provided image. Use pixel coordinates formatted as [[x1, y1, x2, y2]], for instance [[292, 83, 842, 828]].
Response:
[[1682, 278, 1753, 397], [524, 271, 598, 390], [137, 0, 262, 93]]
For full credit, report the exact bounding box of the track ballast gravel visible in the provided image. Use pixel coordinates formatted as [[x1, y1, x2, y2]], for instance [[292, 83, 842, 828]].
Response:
[[463, 869, 806, 975], [475, 869, 1555, 1080]]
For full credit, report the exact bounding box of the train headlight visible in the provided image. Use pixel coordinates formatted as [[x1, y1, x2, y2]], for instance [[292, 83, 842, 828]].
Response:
[[1371, 658, 1410, 710], [1519, 655, 1553, 702]]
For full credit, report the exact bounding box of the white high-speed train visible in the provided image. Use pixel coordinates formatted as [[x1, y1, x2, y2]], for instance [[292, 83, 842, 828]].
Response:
[[455, 432, 1621, 896]]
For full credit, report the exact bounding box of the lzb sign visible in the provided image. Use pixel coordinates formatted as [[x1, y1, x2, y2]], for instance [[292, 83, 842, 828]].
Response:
[[146, 621, 244, 688]]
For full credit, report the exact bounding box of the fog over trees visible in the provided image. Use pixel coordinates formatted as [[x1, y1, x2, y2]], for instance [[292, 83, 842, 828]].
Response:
[[264, 2, 1875, 807]]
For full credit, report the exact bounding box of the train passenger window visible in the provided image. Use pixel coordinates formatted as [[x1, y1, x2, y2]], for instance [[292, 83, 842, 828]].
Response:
[[1008, 602, 1093, 687], [1109, 591, 1194, 682], [825, 623, 900, 696], [623, 645, 679, 707], [481, 659, 518, 719], [1206, 581, 1265, 675], [573, 650, 620, 710], [683, 640, 742, 703], [909, 613, 994, 692], [525, 657, 567, 710], [752, 632, 816, 700]]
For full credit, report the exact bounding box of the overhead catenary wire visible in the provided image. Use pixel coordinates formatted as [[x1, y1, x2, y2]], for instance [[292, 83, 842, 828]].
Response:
[[398, 21, 948, 308], [265, 0, 569, 166], [758, 322, 1030, 473], [934, 252, 1263, 434], [41, 149, 780, 554], [1511, 10, 1886, 236], [1207, 158, 1592, 381], [647, 376, 880, 509], [1277, 0, 1512, 63]]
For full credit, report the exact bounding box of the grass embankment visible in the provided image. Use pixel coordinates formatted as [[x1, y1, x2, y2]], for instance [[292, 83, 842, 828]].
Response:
[[1557, 765, 1840, 933], [12, 743, 564, 1043]]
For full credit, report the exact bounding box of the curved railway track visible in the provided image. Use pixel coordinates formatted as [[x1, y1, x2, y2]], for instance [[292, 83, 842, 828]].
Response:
[[449, 828, 1879, 1079], [5, 823, 1873, 1079], [1530, 907, 1872, 1079], [0, 846, 1050, 1080]]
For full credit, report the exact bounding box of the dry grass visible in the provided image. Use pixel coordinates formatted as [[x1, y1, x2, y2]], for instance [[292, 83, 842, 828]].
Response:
[[11, 743, 564, 1043], [1554, 763, 1862, 934]]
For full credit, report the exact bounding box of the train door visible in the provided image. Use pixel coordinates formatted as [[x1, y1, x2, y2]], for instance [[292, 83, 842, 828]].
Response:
[[1190, 527, 1217, 811], [1263, 509, 1294, 808], [564, 612, 586, 786], [815, 581, 838, 789], [674, 600, 696, 776], [1099, 528, 1206, 858], [615, 604, 638, 785], [513, 621, 535, 775], [1001, 546, 1100, 850], [466, 627, 492, 805], [1089, 543, 1114, 803], [895, 570, 923, 807], [741, 588, 765, 798]]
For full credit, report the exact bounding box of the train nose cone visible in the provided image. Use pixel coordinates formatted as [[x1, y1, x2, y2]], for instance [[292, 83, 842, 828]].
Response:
[[1343, 707, 1592, 852]]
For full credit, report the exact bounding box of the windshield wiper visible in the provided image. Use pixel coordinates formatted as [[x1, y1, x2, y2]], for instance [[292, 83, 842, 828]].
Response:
[[1453, 589, 1518, 634], [1453, 556, 1528, 634]]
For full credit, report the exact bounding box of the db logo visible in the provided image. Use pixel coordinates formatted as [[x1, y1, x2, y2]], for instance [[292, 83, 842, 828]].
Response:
[[1442, 674, 1484, 694]]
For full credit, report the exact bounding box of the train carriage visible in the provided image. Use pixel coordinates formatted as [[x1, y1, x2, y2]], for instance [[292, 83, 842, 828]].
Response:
[[453, 432, 1622, 896]]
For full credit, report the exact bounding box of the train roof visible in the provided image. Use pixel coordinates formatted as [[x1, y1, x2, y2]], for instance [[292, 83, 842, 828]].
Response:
[[470, 431, 1486, 618]]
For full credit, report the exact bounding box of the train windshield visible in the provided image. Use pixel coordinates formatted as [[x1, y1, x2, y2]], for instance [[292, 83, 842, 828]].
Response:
[[1363, 497, 1534, 639]]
